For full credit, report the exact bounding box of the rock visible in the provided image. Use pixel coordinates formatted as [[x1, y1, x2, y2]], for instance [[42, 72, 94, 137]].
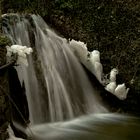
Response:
[[0, 37, 11, 140]]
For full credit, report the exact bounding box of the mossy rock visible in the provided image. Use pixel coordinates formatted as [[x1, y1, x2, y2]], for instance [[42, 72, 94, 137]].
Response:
[[0, 35, 11, 66], [0, 35, 11, 48], [0, 131, 9, 140]]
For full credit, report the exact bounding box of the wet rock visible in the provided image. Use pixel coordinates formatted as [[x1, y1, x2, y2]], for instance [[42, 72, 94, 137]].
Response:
[[0, 37, 11, 140]]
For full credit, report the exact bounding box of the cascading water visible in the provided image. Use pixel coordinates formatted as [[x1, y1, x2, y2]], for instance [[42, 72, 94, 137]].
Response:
[[2, 14, 107, 125]]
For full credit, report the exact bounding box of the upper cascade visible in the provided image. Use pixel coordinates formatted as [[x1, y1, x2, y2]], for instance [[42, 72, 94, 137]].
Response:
[[2, 14, 107, 124]]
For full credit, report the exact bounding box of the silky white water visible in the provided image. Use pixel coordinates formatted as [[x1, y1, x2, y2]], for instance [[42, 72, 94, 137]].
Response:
[[27, 113, 140, 140], [2, 14, 107, 125]]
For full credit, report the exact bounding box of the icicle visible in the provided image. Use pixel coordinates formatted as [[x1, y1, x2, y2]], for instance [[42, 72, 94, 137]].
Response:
[[109, 68, 118, 82]]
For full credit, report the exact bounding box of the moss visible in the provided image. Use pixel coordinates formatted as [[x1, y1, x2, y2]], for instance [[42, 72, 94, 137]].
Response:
[[0, 35, 11, 48]]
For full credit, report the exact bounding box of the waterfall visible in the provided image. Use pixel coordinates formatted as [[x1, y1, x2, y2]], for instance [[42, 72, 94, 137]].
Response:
[[2, 14, 107, 125]]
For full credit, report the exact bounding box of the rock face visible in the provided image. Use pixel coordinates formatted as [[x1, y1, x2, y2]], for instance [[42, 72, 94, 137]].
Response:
[[43, 1, 140, 114], [0, 37, 11, 140], [0, 34, 29, 139]]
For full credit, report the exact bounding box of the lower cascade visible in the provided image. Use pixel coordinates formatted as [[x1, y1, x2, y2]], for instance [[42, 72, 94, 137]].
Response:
[[2, 14, 140, 140]]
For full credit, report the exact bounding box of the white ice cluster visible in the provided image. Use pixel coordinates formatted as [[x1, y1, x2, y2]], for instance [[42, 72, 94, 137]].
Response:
[[69, 39, 103, 84], [6, 45, 33, 66], [7, 125, 25, 140], [69, 39, 129, 100], [105, 68, 130, 100]]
